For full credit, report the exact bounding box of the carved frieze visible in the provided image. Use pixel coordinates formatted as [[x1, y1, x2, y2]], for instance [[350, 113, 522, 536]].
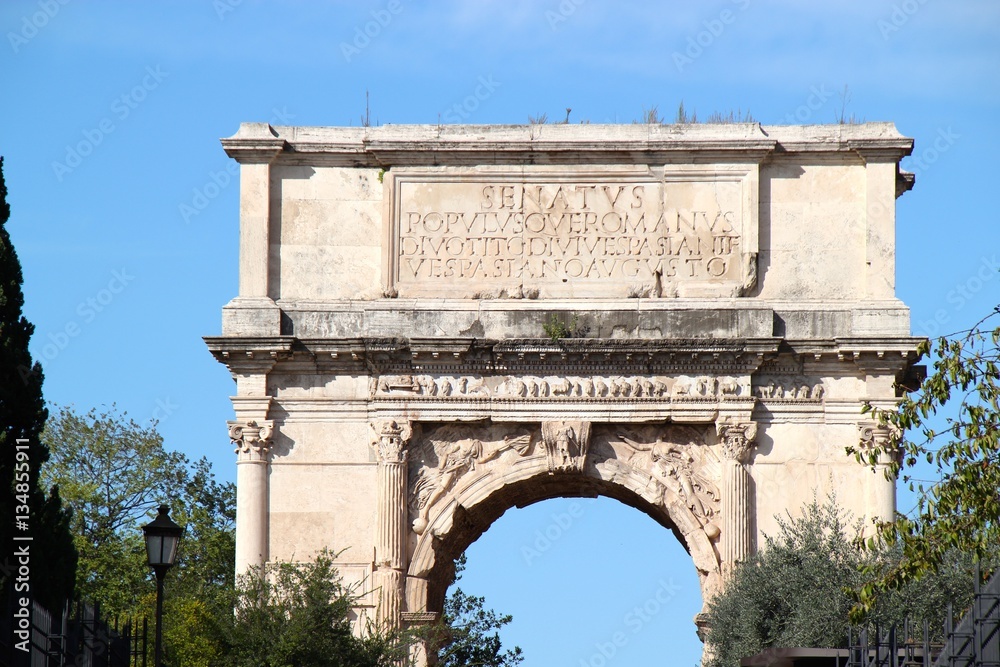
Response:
[[753, 376, 825, 401], [372, 375, 489, 399], [371, 373, 749, 400], [672, 375, 748, 398], [541, 421, 592, 473], [496, 375, 674, 398]]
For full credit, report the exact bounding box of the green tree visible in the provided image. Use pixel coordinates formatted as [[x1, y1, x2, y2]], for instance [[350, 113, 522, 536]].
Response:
[[854, 308, 1000, 615], [41, 404, 188, 614], [211, 549, 406, 667], [703, 497, 974, 667], [161, 457, 237, 666], [167, 457, 236, 603], [42, 405, 524, 664], [0, 156, 77, 613], [429, 555, 523, 667], [41, 404, 237, 665]]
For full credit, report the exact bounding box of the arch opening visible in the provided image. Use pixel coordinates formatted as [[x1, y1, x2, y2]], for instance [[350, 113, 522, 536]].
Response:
[[453, 495, 707, 665], [404, 421, 725, 626]]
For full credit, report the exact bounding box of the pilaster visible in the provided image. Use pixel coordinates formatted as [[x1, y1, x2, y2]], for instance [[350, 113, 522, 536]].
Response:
[[220, 122, 286, 336], [858, 149, 900, 300], [370, 419, 413, 628], [717, 420, 758, 576]]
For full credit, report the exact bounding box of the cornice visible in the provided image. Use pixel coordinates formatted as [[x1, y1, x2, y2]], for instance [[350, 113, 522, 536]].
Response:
[[205, 334, 923, 377], [204, 335, 296, 366], [220, 122, 287, 164], [219, 122, 913, 167], [205, 335, 784, 375]]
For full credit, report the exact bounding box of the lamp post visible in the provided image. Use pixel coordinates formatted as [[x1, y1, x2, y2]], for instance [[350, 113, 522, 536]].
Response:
[[142, 505, 183, 667]]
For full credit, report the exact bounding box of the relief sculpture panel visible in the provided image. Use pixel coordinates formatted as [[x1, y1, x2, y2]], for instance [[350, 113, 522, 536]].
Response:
[[598, 425, 722, 540], [592, 424, 725, 600], [752, 376, 826, 401], [409, 423, 537, 534]]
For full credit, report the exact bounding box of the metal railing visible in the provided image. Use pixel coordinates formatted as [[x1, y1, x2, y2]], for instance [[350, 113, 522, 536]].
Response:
[[933, 566, 1000, 667], [847, 568, 1000, 667], [2, 589, 148, 667]]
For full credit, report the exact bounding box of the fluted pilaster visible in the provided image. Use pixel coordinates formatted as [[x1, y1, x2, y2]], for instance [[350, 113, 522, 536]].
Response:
[[370, 419, 412, 628], [717, 420, 757, 576]]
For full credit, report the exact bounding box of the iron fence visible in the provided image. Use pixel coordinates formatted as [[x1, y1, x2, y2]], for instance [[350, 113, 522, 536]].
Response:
[[2, 589, 147, 667], [847, 568, 999, 667]]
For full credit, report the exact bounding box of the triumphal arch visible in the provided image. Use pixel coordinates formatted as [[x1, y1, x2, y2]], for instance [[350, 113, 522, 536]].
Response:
[[206, 122, 919, 654]]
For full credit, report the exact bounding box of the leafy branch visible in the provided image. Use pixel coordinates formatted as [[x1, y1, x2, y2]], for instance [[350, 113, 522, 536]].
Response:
[[849, 307, 1000, 619]]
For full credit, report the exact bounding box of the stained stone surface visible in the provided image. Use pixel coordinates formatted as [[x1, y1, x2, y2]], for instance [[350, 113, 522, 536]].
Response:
[[207, 122, 920, 658], [385, 167, 755, 298]]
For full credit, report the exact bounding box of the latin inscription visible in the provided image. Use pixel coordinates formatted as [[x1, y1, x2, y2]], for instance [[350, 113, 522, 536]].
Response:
[[390, 176, 751, 297]]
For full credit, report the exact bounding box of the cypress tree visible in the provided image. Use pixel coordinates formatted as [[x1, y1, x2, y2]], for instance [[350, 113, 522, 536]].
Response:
[[0, 156, 77, 614]]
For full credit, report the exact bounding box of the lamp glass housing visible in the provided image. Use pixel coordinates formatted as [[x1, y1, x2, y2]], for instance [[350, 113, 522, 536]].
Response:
[[142, 505, 182, 568]]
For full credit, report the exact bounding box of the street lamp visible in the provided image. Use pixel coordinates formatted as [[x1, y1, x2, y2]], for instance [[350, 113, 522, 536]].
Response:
[[142, 504, 183, 667]]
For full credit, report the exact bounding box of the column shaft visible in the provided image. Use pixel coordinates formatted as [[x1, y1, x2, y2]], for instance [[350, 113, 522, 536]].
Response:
[[377, 461, 407, 570], [722, 459, 751, 570], [230, 420, 273, 576], [235, 459, 268, 574]]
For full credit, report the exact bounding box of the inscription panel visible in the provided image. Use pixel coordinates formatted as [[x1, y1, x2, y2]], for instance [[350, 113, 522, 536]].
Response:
[[384, 167, 758, 298]]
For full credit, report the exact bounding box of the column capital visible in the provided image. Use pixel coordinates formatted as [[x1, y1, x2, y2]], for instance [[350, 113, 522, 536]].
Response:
[[857, 422, 902, 465], [370, 419, 413, 464], [716, 420, 758, 464], [229, 419, 274, 462]]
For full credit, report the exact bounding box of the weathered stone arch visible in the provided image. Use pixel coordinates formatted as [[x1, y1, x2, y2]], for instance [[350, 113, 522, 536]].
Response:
[[207, 122, 923, 665], [404, 421, 725, 623]]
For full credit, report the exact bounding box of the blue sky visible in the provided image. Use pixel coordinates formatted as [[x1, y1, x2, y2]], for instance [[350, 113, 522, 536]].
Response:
[[2, 1, 998, 664]]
